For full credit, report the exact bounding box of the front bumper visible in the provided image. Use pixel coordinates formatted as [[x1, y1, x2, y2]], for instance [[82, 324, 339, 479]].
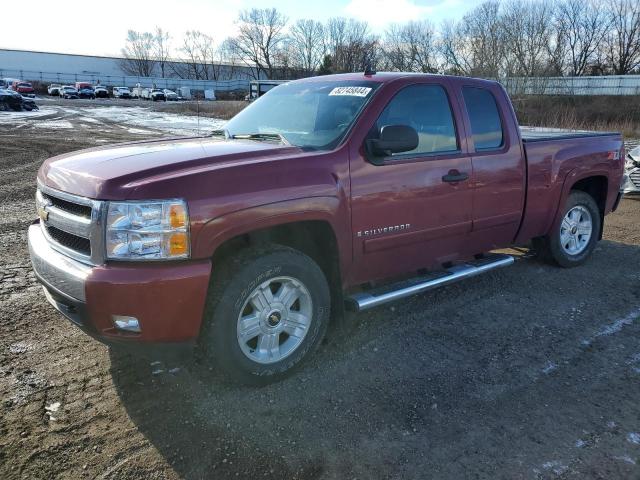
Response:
[[28, 222, 211, 346]]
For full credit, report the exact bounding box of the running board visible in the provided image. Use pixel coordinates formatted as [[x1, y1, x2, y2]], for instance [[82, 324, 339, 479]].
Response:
[[345, 253, 514, 312]]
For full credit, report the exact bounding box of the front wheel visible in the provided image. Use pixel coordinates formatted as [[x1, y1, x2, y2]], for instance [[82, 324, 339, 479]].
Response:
[[534, 190, 601, 268], [200, 245, 331, 384]]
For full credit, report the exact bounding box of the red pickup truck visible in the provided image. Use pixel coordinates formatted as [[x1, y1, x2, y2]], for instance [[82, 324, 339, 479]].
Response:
[[29, 73, 625, 384]]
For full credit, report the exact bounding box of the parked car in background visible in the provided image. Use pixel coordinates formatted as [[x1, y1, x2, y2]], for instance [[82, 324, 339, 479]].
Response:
[[2, 78, 19, 90], [48, 84, 62, 96], [77, 86, 96, 99], [60, 86, 79, 99], [75, 82, 92, 91], [140, 88, 165, 101], [21, 96, 38, 111], [11, 81, 35, 97], [0, 88, 23, 111], [148, 88, 166, 101], [163, 89, 179, 101], [131, 86, 144, 99], [94, 85, 109, 98], [623, 145, 640, 195], [113, 87, 131, 99]]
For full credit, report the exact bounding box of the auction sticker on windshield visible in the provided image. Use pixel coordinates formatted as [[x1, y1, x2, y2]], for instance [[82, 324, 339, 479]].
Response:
[[329, 86, 372, 97]]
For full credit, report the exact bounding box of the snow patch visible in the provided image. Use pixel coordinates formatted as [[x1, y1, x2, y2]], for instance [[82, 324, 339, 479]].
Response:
[[581, 307, 640, 346], [627, 432, 640, 445], [614, 455, 637, 465], [33, 120, 73, 129], [540, 460, 568, 475], [0, 108, 56, 122]]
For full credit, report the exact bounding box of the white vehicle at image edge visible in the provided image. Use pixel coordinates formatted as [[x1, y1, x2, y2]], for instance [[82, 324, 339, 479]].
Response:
[[623, 145, 640, 195]]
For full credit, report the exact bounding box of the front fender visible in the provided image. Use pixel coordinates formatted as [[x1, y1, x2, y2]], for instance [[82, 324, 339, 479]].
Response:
[[192, 196, 352, 272]]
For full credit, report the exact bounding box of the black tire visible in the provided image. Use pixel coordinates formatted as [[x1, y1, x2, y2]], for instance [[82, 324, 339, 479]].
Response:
[[0, 101, 8, 112], [534, 190, 601, 268], [200, 244, 331, 385]]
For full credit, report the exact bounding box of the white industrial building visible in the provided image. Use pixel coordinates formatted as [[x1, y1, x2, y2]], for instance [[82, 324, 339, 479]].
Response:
[[0, 48, 254, 91]]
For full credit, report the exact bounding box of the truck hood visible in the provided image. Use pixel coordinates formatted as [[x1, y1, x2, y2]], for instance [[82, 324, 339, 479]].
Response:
[[39, 137, 303, 199]]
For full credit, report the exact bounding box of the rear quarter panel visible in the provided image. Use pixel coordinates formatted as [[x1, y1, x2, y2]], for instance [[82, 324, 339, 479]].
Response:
[[515, 134, 624, 243]]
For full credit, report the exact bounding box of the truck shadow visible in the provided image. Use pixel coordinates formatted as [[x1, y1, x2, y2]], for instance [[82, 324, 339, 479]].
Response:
[[109, 239, 640, 480]]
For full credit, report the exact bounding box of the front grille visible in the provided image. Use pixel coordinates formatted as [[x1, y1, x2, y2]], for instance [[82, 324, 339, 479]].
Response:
[[42, 192, 92, 218], [630, 169, 640, 188], [37, 186, 102, 264], [44, 225, 91, 255]]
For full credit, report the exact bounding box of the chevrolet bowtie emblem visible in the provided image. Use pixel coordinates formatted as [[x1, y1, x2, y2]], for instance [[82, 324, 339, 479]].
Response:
[[38, 205, 49, 222]]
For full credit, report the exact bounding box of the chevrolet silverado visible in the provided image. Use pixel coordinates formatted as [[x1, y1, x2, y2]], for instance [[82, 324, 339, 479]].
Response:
[[28, 73, 625, 384]]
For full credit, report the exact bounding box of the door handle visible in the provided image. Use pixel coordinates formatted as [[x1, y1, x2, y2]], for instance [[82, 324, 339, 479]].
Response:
[[442, 170, 469, 183]]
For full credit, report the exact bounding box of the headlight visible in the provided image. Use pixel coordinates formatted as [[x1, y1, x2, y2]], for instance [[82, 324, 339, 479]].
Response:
[[106, 199, 190, 260]]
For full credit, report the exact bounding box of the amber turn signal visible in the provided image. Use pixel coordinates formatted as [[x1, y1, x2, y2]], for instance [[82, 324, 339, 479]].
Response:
[[169, 232, 188, 256], [169, 204, 187, 229]]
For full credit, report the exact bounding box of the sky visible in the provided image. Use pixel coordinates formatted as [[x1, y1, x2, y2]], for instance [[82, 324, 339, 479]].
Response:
[[1, 0, 485, 58]]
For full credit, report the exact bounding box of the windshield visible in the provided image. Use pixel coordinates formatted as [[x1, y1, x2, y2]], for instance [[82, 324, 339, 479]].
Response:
[[224, 80, 380, 150]]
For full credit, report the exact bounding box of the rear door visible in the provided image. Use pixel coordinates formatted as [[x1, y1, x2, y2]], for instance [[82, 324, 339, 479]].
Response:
[[348, 79, 474, 284], [458, 84, 525, 247]]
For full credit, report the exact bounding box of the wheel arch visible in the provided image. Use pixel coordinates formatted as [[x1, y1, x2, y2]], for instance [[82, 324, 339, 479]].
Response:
[[195, 198, 349, 324], [549, 169, 609, 240]]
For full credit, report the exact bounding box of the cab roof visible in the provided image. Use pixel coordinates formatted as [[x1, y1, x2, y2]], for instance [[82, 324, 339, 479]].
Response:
[[293, 72, 500, 88]]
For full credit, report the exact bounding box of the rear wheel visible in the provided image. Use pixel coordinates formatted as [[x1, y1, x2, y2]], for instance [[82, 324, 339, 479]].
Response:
[[200, 245, 331, 385], [534, 190, 600, 268]]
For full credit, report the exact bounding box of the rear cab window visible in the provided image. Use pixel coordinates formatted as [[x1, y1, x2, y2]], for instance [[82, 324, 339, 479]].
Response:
[[373, 84, 458, 159], [462, 87, 504, 151]]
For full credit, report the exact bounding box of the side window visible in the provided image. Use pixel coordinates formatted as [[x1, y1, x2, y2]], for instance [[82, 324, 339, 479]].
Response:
[[375, 84, 458, 157], [462, 87, 504, 150]]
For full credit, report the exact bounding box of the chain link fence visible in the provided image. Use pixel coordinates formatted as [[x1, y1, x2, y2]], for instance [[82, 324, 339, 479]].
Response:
[[502, 75, 640, 96]]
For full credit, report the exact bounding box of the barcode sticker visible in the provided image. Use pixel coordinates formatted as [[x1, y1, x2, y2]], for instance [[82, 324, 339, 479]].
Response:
[[329, 86, 372, 97]]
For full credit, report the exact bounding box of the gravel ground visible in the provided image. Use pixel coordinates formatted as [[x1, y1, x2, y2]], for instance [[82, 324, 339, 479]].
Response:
[[1, 105, 639, 479]]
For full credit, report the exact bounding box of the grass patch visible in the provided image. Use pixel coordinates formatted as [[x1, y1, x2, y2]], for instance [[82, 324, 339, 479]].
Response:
[[154, 100, 247, 120], [512, 95, 640, 138]]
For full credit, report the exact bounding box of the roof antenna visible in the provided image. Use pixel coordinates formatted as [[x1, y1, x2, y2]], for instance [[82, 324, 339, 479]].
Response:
[[364, 63, 376, 76]]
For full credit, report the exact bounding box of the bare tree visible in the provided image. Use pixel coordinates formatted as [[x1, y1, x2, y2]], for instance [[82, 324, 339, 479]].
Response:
[[289, 19, 325, 74], [228, 8, 288, 79], [603, 0, 640, 74], [501, 0, 554, 77], [154, 27, 171, 78], [556, 0, 611, 76], [120, 30, 156, 77], [382, 21, 438, 73], [325, 17, 378, 73], [440, 1, 504, 78]]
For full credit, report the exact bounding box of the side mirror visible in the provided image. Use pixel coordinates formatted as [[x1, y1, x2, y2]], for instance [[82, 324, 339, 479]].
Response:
[[366, 125, 418, 159]]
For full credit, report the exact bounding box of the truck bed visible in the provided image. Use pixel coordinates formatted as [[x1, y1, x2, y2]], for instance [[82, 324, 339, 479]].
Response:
[[520, 126, 619, 143]]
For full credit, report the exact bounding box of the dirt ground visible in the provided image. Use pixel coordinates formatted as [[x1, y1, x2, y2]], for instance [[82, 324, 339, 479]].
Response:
[[1, 105, 639, 479]]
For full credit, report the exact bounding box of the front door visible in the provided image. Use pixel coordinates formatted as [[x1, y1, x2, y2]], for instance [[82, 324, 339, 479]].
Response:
[[349, 81, 474, 285]]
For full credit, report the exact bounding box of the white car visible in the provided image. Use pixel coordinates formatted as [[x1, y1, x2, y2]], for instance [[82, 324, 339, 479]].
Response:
[[163, 89, 179, 101], [47, 84, 62, 96], [60, 86, 79, 99], [141, 88, 165, 101], [112, 87, 131, 99], [623, 145, 640, 195], [94, 85, 109, 98]]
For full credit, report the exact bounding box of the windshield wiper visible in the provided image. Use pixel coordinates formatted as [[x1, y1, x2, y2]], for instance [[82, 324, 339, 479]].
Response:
[[230, 133, 289, 145], [210, 128, 230, 138]]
